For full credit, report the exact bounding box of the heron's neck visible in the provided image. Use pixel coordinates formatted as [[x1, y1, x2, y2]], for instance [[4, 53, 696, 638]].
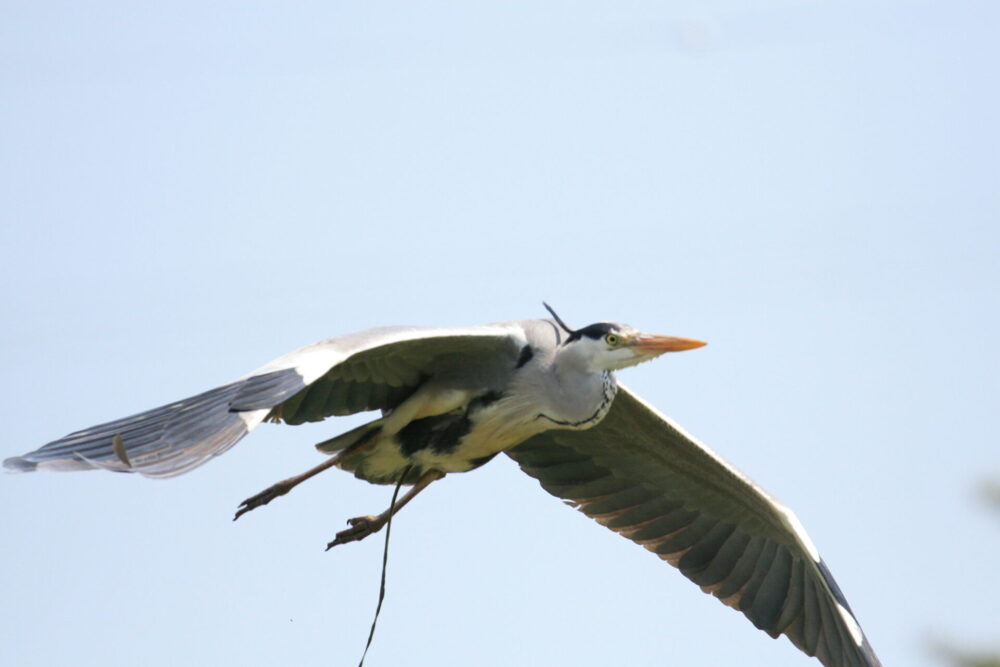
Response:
[[544, 352, 617, 427]]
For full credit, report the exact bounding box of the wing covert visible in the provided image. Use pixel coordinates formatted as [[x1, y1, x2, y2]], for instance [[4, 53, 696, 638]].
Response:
[[264, 325, 524, 424], [506, 387, 880, 667]]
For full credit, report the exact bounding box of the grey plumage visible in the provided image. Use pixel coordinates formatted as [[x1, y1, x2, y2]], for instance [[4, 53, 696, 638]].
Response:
[[508, 389, 879, 667], [3, 370, 298, 477], [4, 313, 880, 666], [6, 324, 524, 477]]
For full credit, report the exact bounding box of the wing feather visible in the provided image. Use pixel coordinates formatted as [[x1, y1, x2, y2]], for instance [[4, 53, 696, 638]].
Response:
[[774, 558, 805, 635], [6, 323, 525, 477], [506, 387, 880, 667]]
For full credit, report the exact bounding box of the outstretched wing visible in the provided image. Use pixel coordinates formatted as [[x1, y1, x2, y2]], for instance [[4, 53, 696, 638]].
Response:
[[506, 387, 880, 667], [5, 323, 526, 478]]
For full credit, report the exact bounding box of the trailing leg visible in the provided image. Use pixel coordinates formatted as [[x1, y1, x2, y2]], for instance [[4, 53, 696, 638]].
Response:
[[326, 469, 445, 549], [233, 429, 379, 520]]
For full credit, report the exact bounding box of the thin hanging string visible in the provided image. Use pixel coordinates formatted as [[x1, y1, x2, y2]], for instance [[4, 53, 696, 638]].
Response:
[[357, 465, 411, 667]]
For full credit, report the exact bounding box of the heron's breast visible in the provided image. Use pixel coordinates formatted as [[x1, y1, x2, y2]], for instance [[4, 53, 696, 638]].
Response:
[[536, 370, 618, 431]]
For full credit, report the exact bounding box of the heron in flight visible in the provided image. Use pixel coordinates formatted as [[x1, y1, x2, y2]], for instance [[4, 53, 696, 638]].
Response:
[[5, 305, 880, 666]]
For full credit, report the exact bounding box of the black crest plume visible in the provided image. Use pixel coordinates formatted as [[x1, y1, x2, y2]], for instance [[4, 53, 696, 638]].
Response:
[[542, 302, 574, 335]]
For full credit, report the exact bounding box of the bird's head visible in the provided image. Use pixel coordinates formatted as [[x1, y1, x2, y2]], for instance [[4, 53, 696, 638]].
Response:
[[544, 303, 706, 372]]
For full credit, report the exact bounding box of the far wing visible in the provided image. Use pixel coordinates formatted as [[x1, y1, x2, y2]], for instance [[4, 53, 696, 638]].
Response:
[[5, 323, 525, 478], [506, 387, 880, 667]]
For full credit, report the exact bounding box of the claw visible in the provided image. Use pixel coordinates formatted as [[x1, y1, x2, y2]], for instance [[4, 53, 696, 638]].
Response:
[[233, 482, 293, 521], [231, 450, 352, 522], [326, 515, 386, 550]]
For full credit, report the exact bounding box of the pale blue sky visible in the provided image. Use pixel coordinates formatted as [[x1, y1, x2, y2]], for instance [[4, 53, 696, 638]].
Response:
[[2, 2, 998, 666]]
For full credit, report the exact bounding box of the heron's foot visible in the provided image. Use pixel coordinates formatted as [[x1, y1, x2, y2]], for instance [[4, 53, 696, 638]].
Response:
[[233, 481, 294, 521], [326, 515, 386, 550]]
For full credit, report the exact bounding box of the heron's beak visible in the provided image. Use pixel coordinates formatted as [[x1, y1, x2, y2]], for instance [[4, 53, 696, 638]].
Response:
[[630, 334, 707, 356]]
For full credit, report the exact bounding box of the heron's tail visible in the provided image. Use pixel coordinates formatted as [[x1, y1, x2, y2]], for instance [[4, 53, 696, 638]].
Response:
[[315, 419, 384, 454]]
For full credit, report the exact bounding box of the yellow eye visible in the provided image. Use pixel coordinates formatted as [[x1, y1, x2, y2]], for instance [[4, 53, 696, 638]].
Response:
[[605, 333, 620, 347]]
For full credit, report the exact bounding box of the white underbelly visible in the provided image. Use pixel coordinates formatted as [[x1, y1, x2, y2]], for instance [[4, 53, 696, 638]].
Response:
[[341, 385, 613, 483], [411, 401, 545, 473]]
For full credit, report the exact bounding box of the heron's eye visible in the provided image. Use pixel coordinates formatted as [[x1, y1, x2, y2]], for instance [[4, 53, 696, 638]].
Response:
[[605, 333, 620, 347]]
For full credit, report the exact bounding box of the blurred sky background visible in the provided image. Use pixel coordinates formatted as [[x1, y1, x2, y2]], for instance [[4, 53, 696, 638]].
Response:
[[2, 2, 998, 666]]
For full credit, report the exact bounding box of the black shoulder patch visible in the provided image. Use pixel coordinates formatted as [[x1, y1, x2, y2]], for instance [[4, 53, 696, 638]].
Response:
[[397, 413, 472, 456], [515, 345, 534, 368]]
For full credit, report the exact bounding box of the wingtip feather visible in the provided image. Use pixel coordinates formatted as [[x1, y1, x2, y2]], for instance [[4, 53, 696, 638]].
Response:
[[3, 456, 38, 472]]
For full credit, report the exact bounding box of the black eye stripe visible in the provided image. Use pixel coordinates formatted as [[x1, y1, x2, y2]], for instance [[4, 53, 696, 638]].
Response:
[[566, 323, 618, 343]]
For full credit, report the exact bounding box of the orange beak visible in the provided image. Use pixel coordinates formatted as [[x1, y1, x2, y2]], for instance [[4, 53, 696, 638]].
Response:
[[630, 334, 707, 355]]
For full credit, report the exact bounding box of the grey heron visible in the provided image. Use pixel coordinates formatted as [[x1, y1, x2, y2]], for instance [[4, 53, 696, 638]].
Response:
[[5, 305, 880, 666]]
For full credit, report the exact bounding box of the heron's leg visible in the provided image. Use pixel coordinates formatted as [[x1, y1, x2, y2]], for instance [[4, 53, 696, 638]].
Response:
[[326, 469, 445, 550], [233, 433, 378, 521]]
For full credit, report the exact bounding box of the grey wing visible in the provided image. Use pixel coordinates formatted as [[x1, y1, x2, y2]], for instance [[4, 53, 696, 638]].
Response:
[[506, 387, 880, 667], [5, 323, 527, 479], [260, 324, 525, 425]]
